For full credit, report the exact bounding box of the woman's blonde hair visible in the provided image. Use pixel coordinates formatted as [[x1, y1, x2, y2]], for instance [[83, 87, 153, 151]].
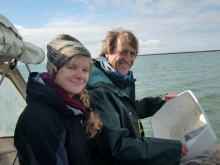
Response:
[[47, 54, 103, 138], [79, 89, 103, 138]]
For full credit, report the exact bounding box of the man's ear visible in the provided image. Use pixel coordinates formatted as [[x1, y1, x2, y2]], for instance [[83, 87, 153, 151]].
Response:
[[105, 52, 109, 59]]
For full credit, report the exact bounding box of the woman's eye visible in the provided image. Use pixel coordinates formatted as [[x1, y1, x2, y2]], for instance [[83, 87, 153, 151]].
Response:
[[68, 67, 75, 70], [83, 69, 89, 72]]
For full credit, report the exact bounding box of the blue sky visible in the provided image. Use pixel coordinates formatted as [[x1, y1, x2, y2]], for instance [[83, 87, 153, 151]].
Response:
[[1, 0, 220, 59]]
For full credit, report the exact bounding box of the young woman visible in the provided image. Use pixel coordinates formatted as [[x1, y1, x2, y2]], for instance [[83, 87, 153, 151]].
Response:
[[14, 34, 102, 165]]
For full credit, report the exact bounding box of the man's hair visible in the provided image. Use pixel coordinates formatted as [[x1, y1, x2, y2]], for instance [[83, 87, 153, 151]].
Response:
[[99, 27, 139, 57]]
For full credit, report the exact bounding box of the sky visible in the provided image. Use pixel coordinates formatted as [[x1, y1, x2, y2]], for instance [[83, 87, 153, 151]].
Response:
[[1, 0, 220, 60]]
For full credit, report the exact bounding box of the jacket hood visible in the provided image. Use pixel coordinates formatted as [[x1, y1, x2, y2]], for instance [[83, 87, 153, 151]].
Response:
[[26, 72, 71, 114], [88, 60, 113, 87]]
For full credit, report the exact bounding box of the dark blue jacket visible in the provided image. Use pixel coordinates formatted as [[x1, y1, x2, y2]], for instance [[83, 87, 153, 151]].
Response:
[[14, 72, 90, 165]]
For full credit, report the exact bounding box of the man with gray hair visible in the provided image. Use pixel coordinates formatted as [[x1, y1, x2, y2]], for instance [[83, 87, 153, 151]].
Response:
[[86, 27, 188, 165]]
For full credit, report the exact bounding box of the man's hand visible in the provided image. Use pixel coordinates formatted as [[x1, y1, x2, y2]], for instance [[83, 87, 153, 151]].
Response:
[[181, 144, 188, 158], [165, 93, 176, 102]]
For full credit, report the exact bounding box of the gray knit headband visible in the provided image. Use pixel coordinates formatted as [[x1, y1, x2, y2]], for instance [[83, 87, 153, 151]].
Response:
[[47, 34, 91, 70]]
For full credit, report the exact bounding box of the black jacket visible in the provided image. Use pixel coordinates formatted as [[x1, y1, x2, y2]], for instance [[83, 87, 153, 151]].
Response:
[[86, 60, 182, 165], [14, 72, 90, 165]]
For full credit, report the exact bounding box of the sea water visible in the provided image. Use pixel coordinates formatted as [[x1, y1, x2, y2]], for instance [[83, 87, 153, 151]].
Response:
[[18, 51, 220, 144]]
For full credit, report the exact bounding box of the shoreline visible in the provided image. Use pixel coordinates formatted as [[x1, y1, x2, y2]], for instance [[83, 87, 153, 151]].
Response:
[[93, 49, 220, 59], [139, 49, 220, 56]]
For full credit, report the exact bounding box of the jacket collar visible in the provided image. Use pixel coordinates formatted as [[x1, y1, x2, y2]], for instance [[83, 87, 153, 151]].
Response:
[[88, 59, 136, 91], [87, 60, 136, 98], [27, 72, 77, 115]]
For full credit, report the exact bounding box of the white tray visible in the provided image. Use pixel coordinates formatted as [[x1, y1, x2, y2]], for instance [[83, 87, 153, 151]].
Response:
[[151, 90, 216, 162]]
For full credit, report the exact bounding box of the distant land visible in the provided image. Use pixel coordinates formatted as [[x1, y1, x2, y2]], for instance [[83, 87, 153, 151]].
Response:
[[140, 49, 220, 56], [93, 49, 220, 59]]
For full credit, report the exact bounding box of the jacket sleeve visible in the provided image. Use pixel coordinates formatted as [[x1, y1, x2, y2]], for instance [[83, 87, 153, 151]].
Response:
[[135, 94, 166, 119], [14, 103, 68, 165], [88, 89, 182, 165]]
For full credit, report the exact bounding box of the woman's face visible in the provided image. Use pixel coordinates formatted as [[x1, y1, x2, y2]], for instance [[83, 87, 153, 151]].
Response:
[[54, 56, 91, 97]]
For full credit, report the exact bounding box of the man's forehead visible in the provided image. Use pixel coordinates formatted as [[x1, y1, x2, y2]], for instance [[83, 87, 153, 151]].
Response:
[[116, 35, 137, 53], [117, 46, 137, 53]]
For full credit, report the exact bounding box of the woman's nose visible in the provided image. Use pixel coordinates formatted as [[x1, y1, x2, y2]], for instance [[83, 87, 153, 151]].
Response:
[[74, 70, 83, 79]]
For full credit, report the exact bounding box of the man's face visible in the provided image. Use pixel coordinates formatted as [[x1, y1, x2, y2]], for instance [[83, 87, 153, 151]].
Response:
[[105, 35, 136, 75]]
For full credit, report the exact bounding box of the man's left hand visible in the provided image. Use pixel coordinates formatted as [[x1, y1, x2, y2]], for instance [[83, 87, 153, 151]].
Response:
[[165, 93, 176, 102]]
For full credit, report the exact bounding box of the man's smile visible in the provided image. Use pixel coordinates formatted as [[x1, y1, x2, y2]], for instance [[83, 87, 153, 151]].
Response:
[[121, 63, 129, 67]]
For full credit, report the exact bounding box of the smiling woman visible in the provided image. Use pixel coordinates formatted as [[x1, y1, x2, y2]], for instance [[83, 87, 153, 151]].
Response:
[[14, 34, 103, 165], [54, 56, 91, 97]]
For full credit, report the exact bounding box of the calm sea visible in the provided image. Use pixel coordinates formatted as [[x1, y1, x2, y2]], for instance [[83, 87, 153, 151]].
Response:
[[18, 51, 220, 144]]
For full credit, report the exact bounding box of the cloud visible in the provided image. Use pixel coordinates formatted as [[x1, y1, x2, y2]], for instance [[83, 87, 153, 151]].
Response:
[[198, 0, 220, 6], [44, 11, 67, 17], [141, 39, 164, 48], [14, 20, 106, 58], [11, 0, 220, 57], [72, 0, 90, 5], [118, 0, 220, 16], [0, 10, 8, 14]]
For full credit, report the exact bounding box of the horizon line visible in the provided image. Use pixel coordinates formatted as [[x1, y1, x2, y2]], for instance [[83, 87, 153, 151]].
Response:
[[92, 49, 220, 59], [139, 49, 220, 56]]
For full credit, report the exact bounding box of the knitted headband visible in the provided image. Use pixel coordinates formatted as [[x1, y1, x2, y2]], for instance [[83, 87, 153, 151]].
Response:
[[47, 34, 91, 71]]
